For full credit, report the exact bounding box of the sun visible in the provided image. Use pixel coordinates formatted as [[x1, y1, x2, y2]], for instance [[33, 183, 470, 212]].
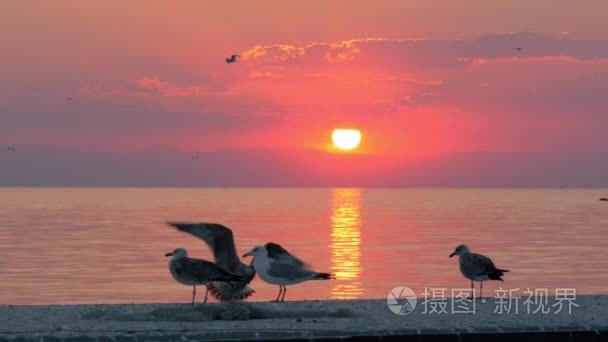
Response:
[[332, 128, 361, 151]]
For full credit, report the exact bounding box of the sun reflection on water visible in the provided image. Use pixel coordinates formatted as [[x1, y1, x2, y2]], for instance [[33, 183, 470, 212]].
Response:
[[330, 188, 363, 299]]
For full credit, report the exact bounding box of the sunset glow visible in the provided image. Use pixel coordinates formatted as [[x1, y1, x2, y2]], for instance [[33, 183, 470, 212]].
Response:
[[2, 2, 608, 332], [2, 1, 608, 187], [332, 129, 361, 151], [330, 188, 363, 299]]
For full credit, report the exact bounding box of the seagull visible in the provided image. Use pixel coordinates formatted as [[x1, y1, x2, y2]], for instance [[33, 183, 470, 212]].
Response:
[[243, 245, 334, 302], [225, 54, 241, 64], [450, 244, 509, 299], [515, 47, 523, 51], [65, 97, 73, 101], [166, 248, 244, 305], [167, 223, 256, 301], [7, 146, 15, 152]]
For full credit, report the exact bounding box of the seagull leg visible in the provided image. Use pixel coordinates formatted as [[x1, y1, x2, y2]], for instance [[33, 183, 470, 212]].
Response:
[[203, 285, 209, 304], [273, 286, 282, 302], [470, 281, 474, 299], [192, 285, 197, 306], [281, 286, 287, 302], [479, 282, 483, 299]]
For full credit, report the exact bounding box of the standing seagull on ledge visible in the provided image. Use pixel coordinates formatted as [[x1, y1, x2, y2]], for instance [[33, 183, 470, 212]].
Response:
[[225, 54, 241, 63], [243, 245, 334, 302], [450, 244, 509, 299], [166, 248, 244, 305], [167, 223, 256, 301]]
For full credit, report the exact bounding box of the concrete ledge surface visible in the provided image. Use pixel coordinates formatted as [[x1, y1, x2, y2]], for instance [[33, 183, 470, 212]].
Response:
[[1, 296, 606, 341]]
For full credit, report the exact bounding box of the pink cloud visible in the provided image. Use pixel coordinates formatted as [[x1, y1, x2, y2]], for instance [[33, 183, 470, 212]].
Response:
[[136, 77, 211, 97], [242, 33, 608, 70]]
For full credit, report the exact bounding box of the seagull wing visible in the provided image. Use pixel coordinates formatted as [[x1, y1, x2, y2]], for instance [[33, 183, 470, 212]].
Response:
[[174, 257, 238, 281], [469, 253, 498, 275], [267, 259, 316, 281], [265, 242, 311, 268], [172, 258, 214, 280], [168, 223, 241, 269]]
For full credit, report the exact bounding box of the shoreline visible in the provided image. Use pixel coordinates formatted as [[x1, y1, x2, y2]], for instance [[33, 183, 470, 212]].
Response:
[[1, 296, 606, 341]]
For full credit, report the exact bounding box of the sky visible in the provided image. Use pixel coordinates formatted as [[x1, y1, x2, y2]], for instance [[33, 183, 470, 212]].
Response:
[[2, 1, 608, 186]]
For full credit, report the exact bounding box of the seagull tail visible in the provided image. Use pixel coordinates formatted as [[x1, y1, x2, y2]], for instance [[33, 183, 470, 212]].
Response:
[[488, 268, 509, 281], [207, 282, 255, 301], [312, 272, 335, 280], [488, 274, 504, 281]]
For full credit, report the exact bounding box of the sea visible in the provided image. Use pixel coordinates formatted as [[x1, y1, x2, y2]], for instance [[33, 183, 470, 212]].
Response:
[[0, 188, 606, 304]]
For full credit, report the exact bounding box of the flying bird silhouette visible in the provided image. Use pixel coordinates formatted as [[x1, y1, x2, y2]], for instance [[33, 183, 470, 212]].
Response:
[[7, 146, 16, 152], [225, 54, 241, 64], [515, 47, 523, 51], [65, 97, 73, 100]]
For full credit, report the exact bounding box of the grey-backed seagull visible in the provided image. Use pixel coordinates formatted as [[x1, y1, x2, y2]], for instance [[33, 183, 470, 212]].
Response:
[[165, 248, 244, 305], [168, 222, 256, 301], [243, 245, 334, 302], [450, 244, 510, 299]]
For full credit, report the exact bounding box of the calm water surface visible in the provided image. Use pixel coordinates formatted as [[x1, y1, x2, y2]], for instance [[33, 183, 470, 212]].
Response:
[[0, 188, 606, 304]]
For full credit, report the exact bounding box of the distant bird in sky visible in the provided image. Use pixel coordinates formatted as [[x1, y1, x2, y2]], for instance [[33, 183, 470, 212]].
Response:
[[167, 223, 256, 301], [225, 54, 241, 64], [166, 248, 244, 305], [515, 47, 523, 51], [7, 146, 16, 152], [243, 245, 334, 302], [65, 97, 73, 101], [450, 244, 509, 299]]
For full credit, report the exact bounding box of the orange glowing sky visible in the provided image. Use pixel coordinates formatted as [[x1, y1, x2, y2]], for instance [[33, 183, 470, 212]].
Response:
[[2, 1, 608, 186]]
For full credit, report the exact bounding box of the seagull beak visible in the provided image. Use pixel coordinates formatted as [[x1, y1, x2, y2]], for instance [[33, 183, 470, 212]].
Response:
[[242, 252, 251, 258], [165, 252, 173, 257], [449, 252, 456, 258]]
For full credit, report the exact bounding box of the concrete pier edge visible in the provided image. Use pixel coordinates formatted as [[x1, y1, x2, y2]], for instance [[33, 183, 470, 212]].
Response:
[[2, 296, 606, 342]]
